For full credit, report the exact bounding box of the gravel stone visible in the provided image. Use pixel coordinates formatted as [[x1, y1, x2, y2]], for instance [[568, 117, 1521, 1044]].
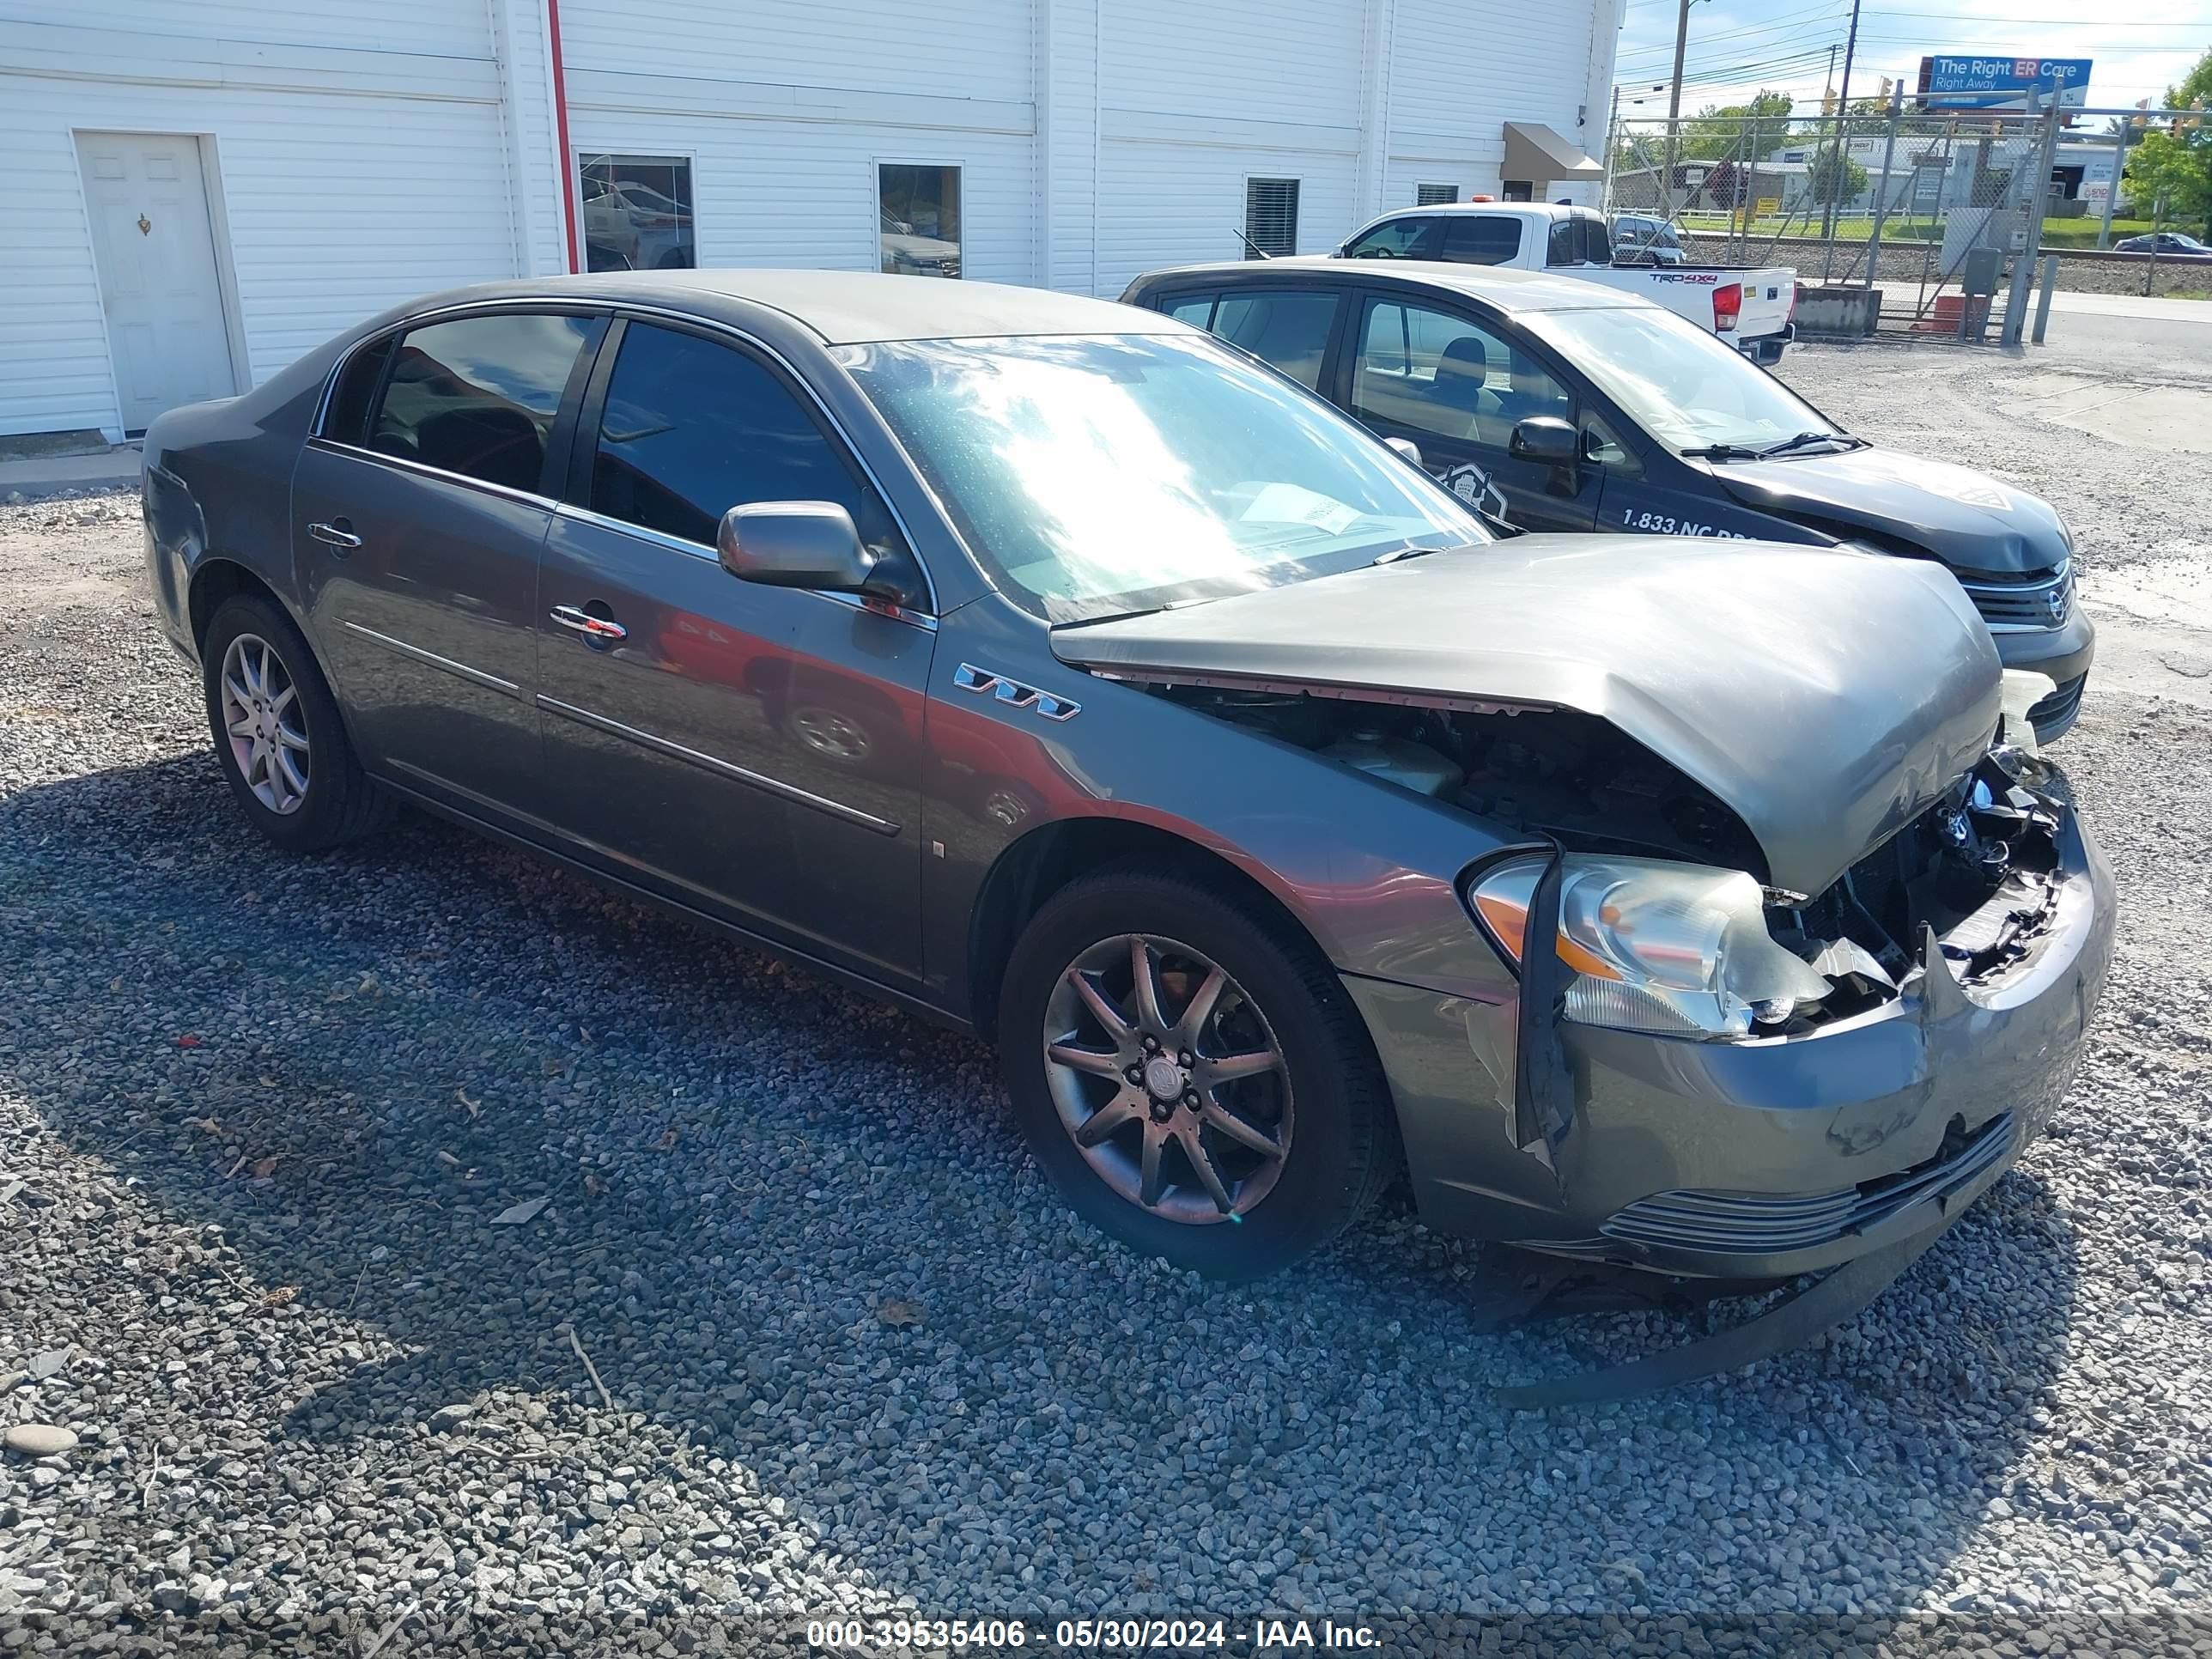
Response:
[[0, 337, 2209, 1657], [1, 1424, 78, 1457]]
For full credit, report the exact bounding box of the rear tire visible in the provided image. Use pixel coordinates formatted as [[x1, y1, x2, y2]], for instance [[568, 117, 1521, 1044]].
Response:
[[201, 593, 394, 854], [999, 866, 1396, 1279]]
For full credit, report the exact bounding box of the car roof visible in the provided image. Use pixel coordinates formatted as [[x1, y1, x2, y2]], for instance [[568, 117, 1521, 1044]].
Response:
[[376, 270, 1182, 346], [1370, 202, 1594, 216], [1127, 257, 1659, 317]]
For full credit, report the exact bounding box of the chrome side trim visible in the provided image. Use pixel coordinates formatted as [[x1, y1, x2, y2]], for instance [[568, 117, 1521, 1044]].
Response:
[[307, 438, 554, 514], [536, 694, 900, 836], [338, 621, 522, 697], [547, 501, 939, 633]]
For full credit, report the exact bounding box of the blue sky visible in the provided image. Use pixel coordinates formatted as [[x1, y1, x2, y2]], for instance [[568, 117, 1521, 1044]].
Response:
[[1612, 0, 2209, 122]]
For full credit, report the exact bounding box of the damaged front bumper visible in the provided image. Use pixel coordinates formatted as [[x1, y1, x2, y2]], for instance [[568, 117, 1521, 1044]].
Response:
[[1346, 787, 2114, 1281]]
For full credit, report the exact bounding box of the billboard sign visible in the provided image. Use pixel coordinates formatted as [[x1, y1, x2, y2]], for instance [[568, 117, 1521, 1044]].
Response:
[[1918, 56, 2093, 111]]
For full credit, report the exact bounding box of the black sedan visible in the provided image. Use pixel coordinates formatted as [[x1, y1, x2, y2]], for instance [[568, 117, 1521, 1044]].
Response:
[[1121, 258, 2096, 741]]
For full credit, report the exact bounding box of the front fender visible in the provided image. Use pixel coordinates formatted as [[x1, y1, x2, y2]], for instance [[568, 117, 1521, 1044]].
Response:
[[922, 599, 1518, 1018]]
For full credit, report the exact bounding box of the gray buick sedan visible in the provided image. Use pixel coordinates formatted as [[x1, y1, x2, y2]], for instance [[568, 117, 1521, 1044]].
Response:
[[143, 271, 2112, 1285]]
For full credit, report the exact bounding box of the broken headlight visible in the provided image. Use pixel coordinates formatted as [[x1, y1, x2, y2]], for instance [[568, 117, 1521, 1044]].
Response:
[[1467, 855, 1832, 1040]]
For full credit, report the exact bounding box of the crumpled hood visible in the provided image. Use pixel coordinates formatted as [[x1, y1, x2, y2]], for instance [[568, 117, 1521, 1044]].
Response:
[[1706, 446, 2069, 576], [1052, 537, 2002, 896]]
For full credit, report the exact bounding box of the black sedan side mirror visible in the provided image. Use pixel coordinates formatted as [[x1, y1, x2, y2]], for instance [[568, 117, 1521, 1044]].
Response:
[[717, 501, 922, 609], [1510, 416, 1580, 465]]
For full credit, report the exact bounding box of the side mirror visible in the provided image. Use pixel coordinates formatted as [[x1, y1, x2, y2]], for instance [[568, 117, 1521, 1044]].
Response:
[[717, 501, 921, 608], [1383, 436, 1424, 469], [1509, 416, 1580, 465]]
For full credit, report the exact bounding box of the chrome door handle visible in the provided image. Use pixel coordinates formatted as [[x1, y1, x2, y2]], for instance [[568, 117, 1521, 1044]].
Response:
[[550, 605, 627, 642], [307, 521, 362, 550]]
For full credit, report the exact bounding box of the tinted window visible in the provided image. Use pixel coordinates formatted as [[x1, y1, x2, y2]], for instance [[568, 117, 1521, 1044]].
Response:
[[370, 313, 592, 492], [1163, 295, 1216, 325], [590, 322, 870, 549], [1210, 291, 1340, 390], [1343, 216, 1439, 259], [1438, 216, 1521, 265], [1351, 300, 1571, 447], [323, 335, 392, 445]]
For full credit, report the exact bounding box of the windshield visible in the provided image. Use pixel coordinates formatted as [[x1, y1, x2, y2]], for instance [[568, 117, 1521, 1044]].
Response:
[[841, 333, 1490, 622], [1524, 304, 1843, 455]]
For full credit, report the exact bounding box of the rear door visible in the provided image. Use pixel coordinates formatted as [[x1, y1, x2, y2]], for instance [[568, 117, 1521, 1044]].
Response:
[[293, 308, 604, 821], [533, 316, 934, 982], [1338, 291, 1603, 532]]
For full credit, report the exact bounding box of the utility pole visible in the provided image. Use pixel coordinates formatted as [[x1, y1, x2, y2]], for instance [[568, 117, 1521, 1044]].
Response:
[[1821, 44, 1838, 112], [1661, 0, 1691, 216], [1822, 0, 1863, 239]]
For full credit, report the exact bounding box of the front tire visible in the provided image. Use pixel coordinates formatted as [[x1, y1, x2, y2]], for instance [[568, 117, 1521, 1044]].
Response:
[[999, 867, 1396, 1279], [201, 593, 393, 853]]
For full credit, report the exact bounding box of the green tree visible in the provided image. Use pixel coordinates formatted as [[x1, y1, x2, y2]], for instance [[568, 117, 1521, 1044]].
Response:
[[1808, 143, 1869, 208], [2122, 47, 2212, 234], [1681, 89, 1795, 164]]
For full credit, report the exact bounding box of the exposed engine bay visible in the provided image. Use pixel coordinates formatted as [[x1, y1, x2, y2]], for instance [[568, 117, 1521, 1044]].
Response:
[[1156, 684, 2069, 1031]]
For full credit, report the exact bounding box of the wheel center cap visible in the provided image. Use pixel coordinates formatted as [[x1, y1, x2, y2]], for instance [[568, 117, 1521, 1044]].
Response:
[[1143, 1055, 1186, 1102]]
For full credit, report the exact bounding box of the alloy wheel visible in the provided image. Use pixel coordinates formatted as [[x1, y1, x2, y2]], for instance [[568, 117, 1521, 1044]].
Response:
[[1041, 933, 1292, 1224], [218, 633, 310, 815]]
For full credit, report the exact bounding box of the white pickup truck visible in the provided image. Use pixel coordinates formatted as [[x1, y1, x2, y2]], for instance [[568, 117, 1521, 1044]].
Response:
[[1334, 203, 1796, 364]]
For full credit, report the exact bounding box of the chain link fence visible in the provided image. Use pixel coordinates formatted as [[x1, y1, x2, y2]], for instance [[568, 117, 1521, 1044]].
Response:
[[1602, 97, 2119, 340]]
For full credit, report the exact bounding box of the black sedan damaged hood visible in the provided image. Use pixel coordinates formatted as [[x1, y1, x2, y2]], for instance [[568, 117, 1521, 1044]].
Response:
[[1051, 537, 2003, 896], [1705, 446, 2070, 576]]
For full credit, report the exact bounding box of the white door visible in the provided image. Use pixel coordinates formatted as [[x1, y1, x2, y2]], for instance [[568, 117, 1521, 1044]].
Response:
[[75, 132, 238, 433]]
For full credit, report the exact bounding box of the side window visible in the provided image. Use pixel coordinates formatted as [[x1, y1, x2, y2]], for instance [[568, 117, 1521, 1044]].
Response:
[[1583, 216, 1615, 266], [323, 335, 393, 446], [1438, 216, 1522, 266], [1351, 300, 1571, 448], [1343, 216, 1439, 259], [1209, 291, 1340, 391], [1584, 412, 1640, 474], [370, 313, 593, 492], [589, 322, 888, 552], [1161, 294, 1216, 326], [1547, 217, 1578, 267]]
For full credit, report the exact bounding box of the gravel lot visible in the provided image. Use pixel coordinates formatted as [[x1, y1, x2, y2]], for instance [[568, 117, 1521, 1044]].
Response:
[[3, 337, 2211, 1656]]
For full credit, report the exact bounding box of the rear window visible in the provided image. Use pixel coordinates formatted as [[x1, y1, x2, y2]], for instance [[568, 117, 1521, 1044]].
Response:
[[1547, 216, 1611, 267], [1438, 216, 1521, 265], [368, 313, 595, 494], [322, 336, 393, 447], [1209, 291, 1340, 390]]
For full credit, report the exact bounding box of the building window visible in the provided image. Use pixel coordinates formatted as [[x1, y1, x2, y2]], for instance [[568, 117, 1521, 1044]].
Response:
[[879, 165, 962, 278], [1415, 183, 1459, 206], [1501, 179, 1534, 203], [1243, 178, 1300, 259], [577, 154, 695, 272]]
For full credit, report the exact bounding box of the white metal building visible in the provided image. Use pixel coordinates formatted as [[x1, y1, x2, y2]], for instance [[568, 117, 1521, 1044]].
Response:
[[1, 1, 1622, 441]]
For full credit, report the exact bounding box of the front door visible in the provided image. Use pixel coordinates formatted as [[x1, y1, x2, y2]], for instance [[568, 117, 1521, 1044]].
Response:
[[1341, 294, 1603, 532], [75, 132, 236, 433], [534, 318, 933, 982], [293, 309, 604, 821]]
